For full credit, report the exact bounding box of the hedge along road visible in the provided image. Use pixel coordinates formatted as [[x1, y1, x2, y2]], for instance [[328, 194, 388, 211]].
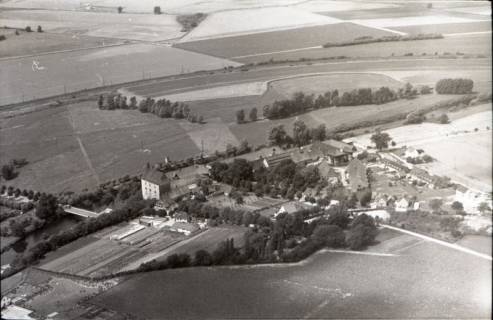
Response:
[[1, 55, 490, 107]]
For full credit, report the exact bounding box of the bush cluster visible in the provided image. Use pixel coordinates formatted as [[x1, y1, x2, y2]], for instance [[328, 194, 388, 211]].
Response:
[[435, 78, 474, 94]]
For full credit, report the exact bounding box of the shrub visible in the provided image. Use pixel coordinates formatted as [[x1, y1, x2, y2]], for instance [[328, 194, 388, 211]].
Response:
[[37, 25, 43, 32], [154, 6, 161, 14], [25, 26, 32, 32], [0, 35, 5, 41], [435, 78, 474, 94]]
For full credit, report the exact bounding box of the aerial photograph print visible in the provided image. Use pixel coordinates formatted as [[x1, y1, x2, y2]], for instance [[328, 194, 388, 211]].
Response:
[[0, 0, 491, 319]]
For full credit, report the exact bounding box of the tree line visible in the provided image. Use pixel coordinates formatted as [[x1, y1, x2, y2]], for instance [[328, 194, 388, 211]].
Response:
[[238, 84, 419, 122], [323, 33, 443, 48], [98, 94, 205, 124]]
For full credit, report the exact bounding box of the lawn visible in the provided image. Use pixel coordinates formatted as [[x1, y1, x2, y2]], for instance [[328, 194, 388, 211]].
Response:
[[175, 22, 395, 59], [92, 231, 491, 319]]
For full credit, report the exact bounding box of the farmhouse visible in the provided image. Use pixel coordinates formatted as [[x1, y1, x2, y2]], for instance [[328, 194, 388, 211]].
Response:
[[307, 140, 353, 166], [345, 159, 368, 191], [395, 197, 410, 212], [141, 165, 171, 200]]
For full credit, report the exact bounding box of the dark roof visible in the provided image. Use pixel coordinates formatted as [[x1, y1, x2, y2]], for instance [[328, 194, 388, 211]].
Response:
[[326, 139, 355, 153], [264, 152, 292, 167], [142, 168, 169, 185], [309, 141, 346, 158]]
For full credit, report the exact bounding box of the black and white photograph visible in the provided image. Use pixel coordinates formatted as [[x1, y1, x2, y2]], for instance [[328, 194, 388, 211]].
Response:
[[0, 0, 491, 319]]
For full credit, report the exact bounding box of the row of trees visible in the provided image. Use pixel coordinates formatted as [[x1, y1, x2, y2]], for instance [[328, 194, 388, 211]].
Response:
[[1, 158, 28, 181], [323, 33, 443, 48], [435, 78, 474, 94], [258, 84, 418, 121], [236, 108, 257, 124], [98, 94, 204, 124], [267, 121, 330, 148]]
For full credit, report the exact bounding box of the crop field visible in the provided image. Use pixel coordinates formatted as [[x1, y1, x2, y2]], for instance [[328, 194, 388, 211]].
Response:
[[162, 226, 248, 259], [235, 33, 492, 64], [180, 7, 341, 42], [351, 15, 484, 30], [0, 10, 184, 41], [0, 43, 240, 105], [175, 22, 395, 59], [390, 20, 491, 35], [0, 101, 200, 193], [92, 228, 491, 319]]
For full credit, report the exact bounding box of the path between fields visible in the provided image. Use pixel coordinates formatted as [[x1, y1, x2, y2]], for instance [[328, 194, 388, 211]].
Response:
[[119, 229, 213, 272], [382, 224, 492, 261]]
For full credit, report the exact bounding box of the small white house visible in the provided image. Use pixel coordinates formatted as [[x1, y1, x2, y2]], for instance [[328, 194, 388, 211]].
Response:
[[395, 198, 410, 212]]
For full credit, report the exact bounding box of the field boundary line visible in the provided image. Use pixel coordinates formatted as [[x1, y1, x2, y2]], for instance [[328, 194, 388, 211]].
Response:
[[324, 249, 398, 257], [382, 224, 492, 261], [444, 31, 492, 37], [76, 137, 101, 186], [232, 45, 323, 59]]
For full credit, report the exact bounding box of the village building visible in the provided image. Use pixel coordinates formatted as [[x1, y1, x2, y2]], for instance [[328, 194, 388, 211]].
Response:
[[168, 221, 200, 236], [395, 197, 410, 212], [307, 140, 353, 166], [174, 211, 189, 222], [345, 159, 369, 191], [276, 201, 314, 217], [370, 194, 389, 209], [317, 162, 341, 184], [141, 165, 171, 200]]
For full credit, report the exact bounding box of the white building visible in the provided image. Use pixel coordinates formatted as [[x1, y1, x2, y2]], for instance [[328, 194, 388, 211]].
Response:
[[395, 198, 410, 212], [141, 165, 171, 200]]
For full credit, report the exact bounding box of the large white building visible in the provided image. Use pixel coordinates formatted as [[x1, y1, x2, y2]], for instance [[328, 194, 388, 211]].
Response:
[[141, 165, 170, 200]]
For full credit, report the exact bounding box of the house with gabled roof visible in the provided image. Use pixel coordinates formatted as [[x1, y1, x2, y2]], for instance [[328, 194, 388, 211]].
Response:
[[141, 164, 171, 200]]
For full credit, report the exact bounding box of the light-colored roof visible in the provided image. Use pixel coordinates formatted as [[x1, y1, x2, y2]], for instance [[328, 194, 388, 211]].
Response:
[[281, 201, 312, 214], [171, 221, 199, 232], [326, 139, 355, 153]]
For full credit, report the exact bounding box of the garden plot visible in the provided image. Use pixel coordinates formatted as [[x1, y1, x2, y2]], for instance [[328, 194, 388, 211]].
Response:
[[180, 7, 341, 42], [0, 10, 184, 41]]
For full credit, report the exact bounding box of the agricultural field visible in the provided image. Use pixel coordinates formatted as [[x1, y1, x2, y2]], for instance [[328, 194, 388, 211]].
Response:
[[0, 101, 200, 193], [38, 222, 188, 277], [180, 7, 341, 42], [0, 43, 240, 105], [91, 227, 491, 319], [162, 226, 248, 259], [0, 9, 185, 41], [0, 29, 123, 58], [235, 33, 492, 64], [175, 22, 396, 59], [390, 20, 491, 35]]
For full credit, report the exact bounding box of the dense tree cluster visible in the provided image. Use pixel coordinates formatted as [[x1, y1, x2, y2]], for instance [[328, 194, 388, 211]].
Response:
[[370, 130, 392, 150], [210, 157, 321, 198], [435, 78, 474, 94], [1, 158, 28, 181], [98, 94, 204, 124]]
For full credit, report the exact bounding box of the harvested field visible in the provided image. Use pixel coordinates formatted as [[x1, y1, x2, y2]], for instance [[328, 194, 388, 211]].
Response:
[[325, 6, 438, 20], [447, 6, 492, 16], [235, 33, 492, 63], [181, 119, 240, 153], [0, 30, 122, 58], [0, 10, 184, 41], [160, 82, 266, 101], [180, 7, 341, 42], [390, 20, 491, 35], [92, 228, 491, 319], [175, 22, 395, 59], [456, 235, 492, 256], [0, 43, 240, 105], [291, 1, 396, 13]]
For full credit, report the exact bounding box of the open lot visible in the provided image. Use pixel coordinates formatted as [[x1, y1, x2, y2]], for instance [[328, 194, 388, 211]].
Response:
[[175, 22, 395, 59], [0, 43, 240, 106], [92, 227, 491, 319]]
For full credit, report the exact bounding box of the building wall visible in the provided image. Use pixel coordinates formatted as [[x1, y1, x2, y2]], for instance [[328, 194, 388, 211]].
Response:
[[142, 179, 161, 200]]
